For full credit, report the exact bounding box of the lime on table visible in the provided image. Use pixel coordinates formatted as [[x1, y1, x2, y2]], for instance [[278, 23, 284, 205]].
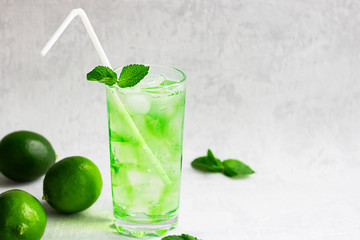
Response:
[[43, 156, 103, 214], [0, 189, 47, 240], [0, 131, 56, 182]]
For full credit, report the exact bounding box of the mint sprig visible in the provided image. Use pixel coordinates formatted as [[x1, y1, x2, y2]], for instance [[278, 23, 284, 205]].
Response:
[[162, 234, 200, 240], [86, 64, 149, 88], [191, 149, 255, 178]]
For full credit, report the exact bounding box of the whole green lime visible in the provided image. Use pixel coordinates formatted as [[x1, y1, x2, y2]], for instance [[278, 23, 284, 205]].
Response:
[[0, 131, 56, 182], [0, 189, 47, 240], [43, 156, 102, 214]]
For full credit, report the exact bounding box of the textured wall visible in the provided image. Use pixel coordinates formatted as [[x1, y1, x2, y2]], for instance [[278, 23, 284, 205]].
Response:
[[1, 0, 360, 239]]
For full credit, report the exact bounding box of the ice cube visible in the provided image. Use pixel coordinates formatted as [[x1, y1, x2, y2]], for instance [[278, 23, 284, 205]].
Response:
[[126, 168, 164, 211], [149, 179, 180, 216], [123, 94, 151, 115], [137, 75, 166, 88], [148, 92, 185, 120]]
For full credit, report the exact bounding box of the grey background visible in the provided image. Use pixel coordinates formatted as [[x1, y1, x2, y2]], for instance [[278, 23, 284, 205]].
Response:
[[1, 0, 360, 239]]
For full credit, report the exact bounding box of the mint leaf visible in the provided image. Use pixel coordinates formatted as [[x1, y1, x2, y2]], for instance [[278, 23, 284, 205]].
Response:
[[191, 149, 223, 173], [207, 149, 222, 168], [222, 159, 255, 177], [86, 66, 117, 86], [117, 64, 149, 88], [191, 156, 223, 172], [162, 234, 199, 240]]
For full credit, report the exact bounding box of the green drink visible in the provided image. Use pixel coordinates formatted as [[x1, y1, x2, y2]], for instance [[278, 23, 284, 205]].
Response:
[[106, 65, 186, 237]]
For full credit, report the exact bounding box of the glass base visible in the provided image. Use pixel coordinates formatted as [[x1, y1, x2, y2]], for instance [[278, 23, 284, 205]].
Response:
[[113, 215, 178, 238]]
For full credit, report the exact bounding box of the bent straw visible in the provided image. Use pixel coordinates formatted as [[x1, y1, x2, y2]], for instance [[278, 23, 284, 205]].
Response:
[[40, 8, 171, 185], [41, 9, 111, 67]]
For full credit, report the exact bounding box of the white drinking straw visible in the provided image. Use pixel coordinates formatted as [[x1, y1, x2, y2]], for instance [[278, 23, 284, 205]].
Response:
[[41, 9, 111, 68], [40, 8, 171, 185]]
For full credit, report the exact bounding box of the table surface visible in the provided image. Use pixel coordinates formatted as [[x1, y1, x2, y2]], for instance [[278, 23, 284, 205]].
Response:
[[1, 0, 360, 239]]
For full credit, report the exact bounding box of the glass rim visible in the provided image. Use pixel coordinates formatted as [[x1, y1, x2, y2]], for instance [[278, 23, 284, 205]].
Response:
[[113, 64, 186, 84]]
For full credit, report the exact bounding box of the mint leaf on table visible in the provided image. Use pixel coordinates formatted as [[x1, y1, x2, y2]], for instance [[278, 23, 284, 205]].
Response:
[[207, 149, 222, 168], [191, 156, 223, 172], [86, 66, 117, 86], [162, 234, 199, 240], [86, 64, 149, 88], [223, 159, 255, 177], [191, 149, 223, 172], [117, 64, 150, 88], [191, 149, 255, 178]]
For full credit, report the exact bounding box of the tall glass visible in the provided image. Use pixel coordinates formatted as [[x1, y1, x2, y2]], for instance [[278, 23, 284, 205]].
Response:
[[106, 65, 186, 237]]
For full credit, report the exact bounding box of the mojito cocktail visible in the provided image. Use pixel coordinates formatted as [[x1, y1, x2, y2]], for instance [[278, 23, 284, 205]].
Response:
[[106, 65, 186, 237]]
